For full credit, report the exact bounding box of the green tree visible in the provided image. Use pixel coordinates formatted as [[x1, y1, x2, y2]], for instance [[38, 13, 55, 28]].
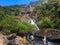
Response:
[[0, 14, 36, 35], [0, 15, 19, 34], [38, 17, 54, 29], [18, 21, 36, 35]]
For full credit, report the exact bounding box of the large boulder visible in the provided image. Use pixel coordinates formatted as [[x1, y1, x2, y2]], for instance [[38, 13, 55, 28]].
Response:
[[46, 29, 60, 39], [7, 33, 16, 40], [33, 29, 60, 42], [34, 29, 60, 38], [46, 29, 60, 42]]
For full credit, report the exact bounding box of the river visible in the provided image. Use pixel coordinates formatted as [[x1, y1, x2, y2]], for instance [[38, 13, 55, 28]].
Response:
[[32, 40, 60, 45], [30, 33, 60, 45], [33, 39, 60, 45]]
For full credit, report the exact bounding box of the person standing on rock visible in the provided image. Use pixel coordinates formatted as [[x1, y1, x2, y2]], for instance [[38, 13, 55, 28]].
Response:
[[43, 36, 47, 45], [30, 35, 34, 41]]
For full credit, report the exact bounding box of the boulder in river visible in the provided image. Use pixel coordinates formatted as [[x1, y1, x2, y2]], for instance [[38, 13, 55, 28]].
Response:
[[33, 29, 60, 42], [46, 29, 60, 42]]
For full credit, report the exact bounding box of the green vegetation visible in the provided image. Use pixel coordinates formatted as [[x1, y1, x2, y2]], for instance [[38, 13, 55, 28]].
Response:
[[18, 21, 36, 35], [33, 0, 60, 29], [0, 5, 21, 16], [0, 0, 60, 35], [0, 14, 36, 35], [38, 17, 54, 29], [0, 6, 36, 35]]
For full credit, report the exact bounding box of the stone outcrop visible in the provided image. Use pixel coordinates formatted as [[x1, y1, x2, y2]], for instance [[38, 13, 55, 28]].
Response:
[[0, 33, 31, 45], [46, 29, 60, 39], [46, 29, 60, 42], [7, 33, 16, 40], [34, 29, 60, 38], [34, 29, 60, 42]]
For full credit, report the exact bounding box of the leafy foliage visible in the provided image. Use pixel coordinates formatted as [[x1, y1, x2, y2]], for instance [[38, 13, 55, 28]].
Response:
[[0, 14, 36, 34], [18, 21, 36, 34], [38, 17, 54, 29], [33, 0, 60, 29], [0, 15, 19, 34]]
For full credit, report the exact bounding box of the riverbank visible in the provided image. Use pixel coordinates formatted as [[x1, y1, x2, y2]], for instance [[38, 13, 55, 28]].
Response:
[[0, 33, 32, 45]]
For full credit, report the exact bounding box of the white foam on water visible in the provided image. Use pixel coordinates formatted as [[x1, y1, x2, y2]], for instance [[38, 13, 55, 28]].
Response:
[[30, 18, 39, 30]]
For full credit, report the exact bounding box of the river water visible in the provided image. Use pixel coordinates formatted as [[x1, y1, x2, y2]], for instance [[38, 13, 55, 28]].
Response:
[[31, 37, 60, 45], [32, 40, 60, 45], [33, 40, 60, 45]]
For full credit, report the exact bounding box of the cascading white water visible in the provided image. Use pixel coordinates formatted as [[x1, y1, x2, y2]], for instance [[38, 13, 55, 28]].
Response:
[[30, 18, 39, 30]]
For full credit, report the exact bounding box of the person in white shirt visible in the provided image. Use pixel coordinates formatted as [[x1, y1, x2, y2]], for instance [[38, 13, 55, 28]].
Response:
[[30, 35, 34, 41], [43, 36, 46, 45]]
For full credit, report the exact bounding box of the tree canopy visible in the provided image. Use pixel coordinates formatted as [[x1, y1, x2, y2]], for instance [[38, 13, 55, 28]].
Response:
[[32, 0, 60, 29]]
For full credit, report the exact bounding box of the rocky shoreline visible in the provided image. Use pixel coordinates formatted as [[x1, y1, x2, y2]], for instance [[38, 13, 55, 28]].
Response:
[[0, 33, 31, 45]]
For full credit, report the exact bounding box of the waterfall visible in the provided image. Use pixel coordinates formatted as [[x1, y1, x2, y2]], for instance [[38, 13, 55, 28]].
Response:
[[30, 18, 39, 30]]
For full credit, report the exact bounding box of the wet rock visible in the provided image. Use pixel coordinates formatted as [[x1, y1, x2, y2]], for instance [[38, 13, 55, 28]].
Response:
[[46, 29, 60, 39], [6, 33, 17, 45], [7, 36, 24, 45], [45, 29, 60, 43], [34, 29, 60, 39], [7, 33, 16, 40], [7, 39, 17, 45]]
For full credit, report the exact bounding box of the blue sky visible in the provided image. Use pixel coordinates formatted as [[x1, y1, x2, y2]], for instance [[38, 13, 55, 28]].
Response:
[[0, 0, 38, 6]]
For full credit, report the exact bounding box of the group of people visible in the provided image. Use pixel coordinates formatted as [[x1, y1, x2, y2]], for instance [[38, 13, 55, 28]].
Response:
[[26, 34, 48, 45]]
